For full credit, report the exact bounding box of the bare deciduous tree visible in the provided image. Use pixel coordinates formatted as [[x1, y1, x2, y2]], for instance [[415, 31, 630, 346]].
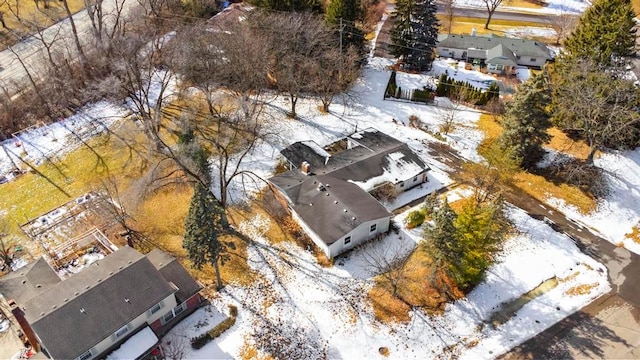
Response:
[[481, 0, 503, 29], [438, 100, 462, 135], [547, 11, 578, 45], [439, 0, 456, 34], [362, 239, 415, 298]]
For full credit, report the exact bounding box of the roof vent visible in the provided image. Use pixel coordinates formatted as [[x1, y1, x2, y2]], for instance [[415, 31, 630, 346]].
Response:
[[21, 280, 26, 284], [52, 305, 57, 309], [85, 285, 90, 289], [301, 161, 311, 175], [64, 298, 68, 302], [352, 217, 356, 221], [325, 192, 330, 196], [74, 291, 79, 296], [309, 203, 313, 206], [343, 209, 348, 213], [97, 278, 102, 283], [80, 308, 86, 314], [109, 271, 113, 275], [35, 284, 42, 288], [334, 200, 338, 204], [40, 312, 45, 316], [125, 298, 131, 303]]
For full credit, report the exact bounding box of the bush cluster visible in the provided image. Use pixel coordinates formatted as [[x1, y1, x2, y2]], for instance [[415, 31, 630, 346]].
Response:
[[435, 74, 499, 106], [191, 304, 238, 349]]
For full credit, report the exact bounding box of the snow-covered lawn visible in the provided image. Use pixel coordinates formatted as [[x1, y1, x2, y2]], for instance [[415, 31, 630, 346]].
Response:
[[455, 0, 590, 14], [165, 201, 608, 359]]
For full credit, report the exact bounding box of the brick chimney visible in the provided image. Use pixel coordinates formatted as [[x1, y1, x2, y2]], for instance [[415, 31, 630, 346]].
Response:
[[9, 299, 41, 352], [301, 161, 311, 175]]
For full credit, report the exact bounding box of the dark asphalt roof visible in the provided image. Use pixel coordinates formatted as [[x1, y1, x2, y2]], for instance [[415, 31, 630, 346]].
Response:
[[437, 33, 552, 59], [288, 174, 392, 244], [270, 128, 428, 244], [0, 258, 61, 305], [487, 44, 518, 66], [24, 247, 176, 360], [146, 249, 202, 303]]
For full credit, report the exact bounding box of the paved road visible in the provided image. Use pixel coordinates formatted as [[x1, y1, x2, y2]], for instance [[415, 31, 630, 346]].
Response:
[[443, 6, 555, 24], [0, 0, 138, 91], [425, 142, 640, 359]]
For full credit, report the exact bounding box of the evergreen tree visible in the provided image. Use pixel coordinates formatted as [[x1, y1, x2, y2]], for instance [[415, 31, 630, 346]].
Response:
[[390, 0, 414, 58], [390, 0, 439, 71], [183, 182, 234, 290], [563, 0, 636, 69], [423, 199, 458, 269], [325, 0, 366, 57], [451, 199, 508, 290], [404, 0, 439, 71], [498, 70, 552, 169]]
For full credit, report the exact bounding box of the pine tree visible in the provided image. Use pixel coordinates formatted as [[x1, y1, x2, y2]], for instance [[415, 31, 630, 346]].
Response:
[[183, 183, 234, 290], [390, 0, 414, 59], [563, 0, 636, 69], [325, 0, 366, 57], [390, 0, 439, 71], [404, 0, 439, 71], [450, 198, 509, 290], [423, 199, 458, 268], [498, 70, 552, 169]]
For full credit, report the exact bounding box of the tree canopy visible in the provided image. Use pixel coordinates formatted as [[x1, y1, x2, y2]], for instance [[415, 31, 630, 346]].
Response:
[[390, 0, 439, 71]]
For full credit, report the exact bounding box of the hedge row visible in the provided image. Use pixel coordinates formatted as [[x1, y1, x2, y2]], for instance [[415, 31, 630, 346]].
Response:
[[435, 74, 499, 106], [191, 305, 238, 350]]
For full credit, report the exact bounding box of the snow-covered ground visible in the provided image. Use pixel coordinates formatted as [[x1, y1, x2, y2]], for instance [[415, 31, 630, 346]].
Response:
[[165, 200, 608, 359], [455, 0, 590, 14]]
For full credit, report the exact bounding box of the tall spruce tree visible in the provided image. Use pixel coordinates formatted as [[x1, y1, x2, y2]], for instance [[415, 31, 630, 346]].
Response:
[[183, 182, 234, 290], [404, 0, 439, 71], [423, 199, 459, 267], [498, 70, 552, 169], [390, 0, 439, 71], [562, 0, 636, 69]]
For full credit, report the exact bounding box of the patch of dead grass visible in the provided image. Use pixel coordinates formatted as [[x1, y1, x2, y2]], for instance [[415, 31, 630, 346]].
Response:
[[475, 114, 597, 215], [546, 127, 593, 160], [564, 282, 599, 297], [368, 286, 411, 323], [624, 222, 640, 244]]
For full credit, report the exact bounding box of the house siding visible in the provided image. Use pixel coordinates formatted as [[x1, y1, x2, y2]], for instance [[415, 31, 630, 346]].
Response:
[[437, 47, 466, 59], [151, 293, 203, 337], [394, 170, 429, 193], [436, 45, 548, 69], [87, 294, 177, 360], [327, 217, 391, 258]]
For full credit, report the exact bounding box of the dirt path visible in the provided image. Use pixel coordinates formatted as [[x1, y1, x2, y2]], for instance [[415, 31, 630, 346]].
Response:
[[424, 141, 640, 359]]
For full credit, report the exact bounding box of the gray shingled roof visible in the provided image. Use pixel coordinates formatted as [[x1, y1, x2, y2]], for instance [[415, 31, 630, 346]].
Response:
[[24, 247, 176, 360], [146, 249, 202, 303], [270, 129, 428, 244], [286, 175, 392, 244], [486, 44, 518, 66], [0, 258, 61, 305], [437, 33, 551, 59]]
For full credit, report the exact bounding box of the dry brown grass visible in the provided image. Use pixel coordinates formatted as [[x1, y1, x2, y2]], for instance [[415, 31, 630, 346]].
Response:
[[545, 127, 593, 160], [475, 114, 598, 215], [625, 222, 640, 244], [239, 341, 275, 360], [368, 249, 459, 324], [0, 0, 87, 49], [559, 271, 580, 283], [439, 16, 551, 39], [633, 0, 640, 15], [564, 282, 599, 297]]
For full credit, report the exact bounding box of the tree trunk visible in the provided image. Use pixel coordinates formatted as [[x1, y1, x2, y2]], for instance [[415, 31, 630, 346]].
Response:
[[586, 145, 598, 165], [61, 0, 89, 67], [213, 258, 224, 290], [290, 94, 297, 118], [484, 12, 493, 29]]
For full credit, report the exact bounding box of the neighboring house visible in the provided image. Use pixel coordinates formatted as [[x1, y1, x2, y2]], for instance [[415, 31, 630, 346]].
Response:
[[436, 33, 552, 74], [0, 247, 203, 360], [269, 128, 431, 258]]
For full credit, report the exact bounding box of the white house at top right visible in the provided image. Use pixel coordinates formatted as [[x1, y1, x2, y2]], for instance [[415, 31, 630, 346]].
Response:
[[436, 32, 553, 75]]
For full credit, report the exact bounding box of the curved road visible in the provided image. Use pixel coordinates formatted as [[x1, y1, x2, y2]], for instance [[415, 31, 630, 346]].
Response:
[[424, 142, 640, 359]]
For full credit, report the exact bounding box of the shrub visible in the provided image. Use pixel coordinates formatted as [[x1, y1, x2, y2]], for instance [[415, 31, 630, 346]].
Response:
[[412, 88, 435, 103], [191, 305, 239, 349], [405, 209, 426, 229]]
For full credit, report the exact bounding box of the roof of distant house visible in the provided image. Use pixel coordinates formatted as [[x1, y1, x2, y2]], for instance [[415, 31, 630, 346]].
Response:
[[4, 247, 178, 360], [437, 33, 552, 59]]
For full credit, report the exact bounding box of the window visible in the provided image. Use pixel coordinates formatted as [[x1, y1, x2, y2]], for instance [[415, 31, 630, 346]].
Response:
[[530, 58, 537, 62], [413, 176, 418, 182], [161, 303, 188, 325], [495, 64, 504, 71], [370, 224, 377, 232], [77, 350, 92, 360], [148, 302, 162, 316], [344, 236, 351, 245], [114, 325, 129, 339], [400, 183, 404, 188]]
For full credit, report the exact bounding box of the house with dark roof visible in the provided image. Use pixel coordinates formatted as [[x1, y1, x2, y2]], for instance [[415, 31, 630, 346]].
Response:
[[436, 33, 552, 74], [269, 128, 431, 258], [0, 247, 203, 360]]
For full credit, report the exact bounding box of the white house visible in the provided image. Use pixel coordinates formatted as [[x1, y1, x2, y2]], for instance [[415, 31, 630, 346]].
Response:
[[269, 128, 430, 258]]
